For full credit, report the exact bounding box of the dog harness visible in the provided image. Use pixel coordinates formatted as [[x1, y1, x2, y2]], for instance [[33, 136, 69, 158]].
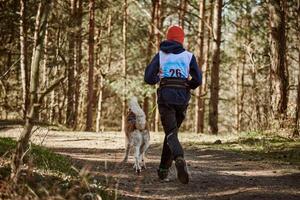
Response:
[[127, 111, 136, 124], [159, 50, 192, 89]]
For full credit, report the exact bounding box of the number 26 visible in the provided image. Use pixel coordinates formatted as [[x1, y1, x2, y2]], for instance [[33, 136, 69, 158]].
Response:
[[169, 69, 181, 77]]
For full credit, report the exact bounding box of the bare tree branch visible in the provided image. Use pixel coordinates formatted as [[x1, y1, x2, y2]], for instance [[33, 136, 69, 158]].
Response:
[[38, 76, 66, 104]]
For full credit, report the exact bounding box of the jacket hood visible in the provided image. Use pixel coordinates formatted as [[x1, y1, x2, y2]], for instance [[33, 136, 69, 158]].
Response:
[[160, 40, 185, 54]]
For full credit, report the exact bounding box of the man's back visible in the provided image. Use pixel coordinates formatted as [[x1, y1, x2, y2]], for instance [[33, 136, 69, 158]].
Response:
[[144, 40, 202, 105]]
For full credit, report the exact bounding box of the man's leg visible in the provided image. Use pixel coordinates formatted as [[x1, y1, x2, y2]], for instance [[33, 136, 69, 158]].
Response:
[[173, 104, 189, 184], [159, 136, 173, 169], [175, 104, 188, 129], [157, 135, 172, 180], [159, 104, 187, 170], [158, 104, 184, 164]]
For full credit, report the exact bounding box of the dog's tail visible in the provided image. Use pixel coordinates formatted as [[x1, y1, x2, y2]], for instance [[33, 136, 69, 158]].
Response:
[[129, 96, 146, 130]]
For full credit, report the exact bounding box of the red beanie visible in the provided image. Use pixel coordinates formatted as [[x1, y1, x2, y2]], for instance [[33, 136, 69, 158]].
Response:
[[166, 25, 184, 44]]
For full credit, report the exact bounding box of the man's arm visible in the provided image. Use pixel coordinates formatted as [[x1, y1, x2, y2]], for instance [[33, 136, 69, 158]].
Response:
[[144, 53, 160, 85], [188, 55, 202, 89]]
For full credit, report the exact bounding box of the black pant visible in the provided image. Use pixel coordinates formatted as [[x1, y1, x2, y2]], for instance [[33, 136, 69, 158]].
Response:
[[158, 103, 188, 169]]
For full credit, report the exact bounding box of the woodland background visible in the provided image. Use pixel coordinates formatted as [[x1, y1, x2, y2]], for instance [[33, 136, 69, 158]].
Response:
[[0, 1, 299, 198], [0, 0, 299, 136]]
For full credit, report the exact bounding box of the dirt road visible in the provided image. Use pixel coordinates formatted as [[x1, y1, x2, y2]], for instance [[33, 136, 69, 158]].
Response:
[[1, 128, 300, 200]]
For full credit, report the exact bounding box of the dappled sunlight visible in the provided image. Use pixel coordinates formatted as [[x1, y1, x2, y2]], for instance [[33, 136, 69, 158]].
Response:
[[206, 187, 300, 198], [0, 0, 299, 198], [218, 169, 300, 177], [0, 129, 299, 199]]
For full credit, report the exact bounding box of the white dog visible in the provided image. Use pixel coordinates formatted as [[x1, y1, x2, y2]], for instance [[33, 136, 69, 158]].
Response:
[[122, 97, 150, 174]]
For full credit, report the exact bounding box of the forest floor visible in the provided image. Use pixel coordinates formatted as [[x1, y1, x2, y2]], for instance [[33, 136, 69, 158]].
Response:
[[0, 127, 300, 200]]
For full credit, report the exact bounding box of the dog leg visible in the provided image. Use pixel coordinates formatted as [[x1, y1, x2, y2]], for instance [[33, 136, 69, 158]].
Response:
[[140, 131, 150, 169], [141, 153, 146, 169], [139, 143, 146, 169], [141, 143, 150, 169], [122, 141, 131, 163], [134, 145, 141, 174]]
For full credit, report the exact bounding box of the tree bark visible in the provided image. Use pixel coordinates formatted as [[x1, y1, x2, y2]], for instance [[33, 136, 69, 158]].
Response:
[[121, 0, 128, 132], [179, 0, 187, 29], [74, 0, 82, 129], [96, 74, 103, 132], [40, 22, 49, 121], [293, 1, 300, 137], [249, 49, 260, 130], [269, 0, 289, 124], [238, 52, 246, 131], [50, 28, 62, 124], [66, 0, 76, 127], [11, 0, 52, 182], [195, 0, 205, 133], [94, 27, 102, 131], [96, 11, 110, 133], [85, 0, 95, 131], [293, 49, 300, 137], [143, 0, 157, 123], [0, 80, 8, 119], [235, 53, 240, 132], [20, 0, 29, 120], [208, 0, 222, 134], [201, 0, 213, 133], [154, 0, 162, 132]]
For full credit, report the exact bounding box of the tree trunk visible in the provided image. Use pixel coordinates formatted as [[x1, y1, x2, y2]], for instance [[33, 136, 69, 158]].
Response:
[[107, 9, 112, 72], [0, 80, 8, 119], [66, 0, 76, 127], [74, 0, 82, 129], [40, 22, 49, 121], [293, 2, 300, 137], [96, 74, 103, 132], [96, 8, 112, 132], [201, 0, 213, 133], [195, 0, 206, 133], [50, 28, 61, 124], [42, 24, 48, 92], [249, 50, 259, 130], [208, 0, 222, 134], [144, 0, 157, 123], [238, 53, 246, 131], [179, 0, 187, 29], [235, 54, 240, 132], [154, 0, 162, 132], [94, 27, 102, 131], [269, 0, 288, 124], [11, 0, 52, 182], [294, 49, 300, 137], [50, 67, 57, 124], [85, 0, 95, 131], [20, 0, 29, 120], [121, 0, 128, 132]]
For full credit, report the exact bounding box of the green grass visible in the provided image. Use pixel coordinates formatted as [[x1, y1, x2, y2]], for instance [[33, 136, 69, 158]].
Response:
[[221, 136, 300, 165], [0, 137, 16, 154], [0, 137, 74, 174], [0, 137, 115, 200], [187, 132, 300, 165]]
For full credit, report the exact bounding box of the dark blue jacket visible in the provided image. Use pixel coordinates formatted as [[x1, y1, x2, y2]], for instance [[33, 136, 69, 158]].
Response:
[[144, 40, 202, 105]]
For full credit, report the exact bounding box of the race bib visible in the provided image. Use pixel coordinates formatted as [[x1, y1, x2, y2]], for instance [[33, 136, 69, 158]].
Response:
[[159, 50, 192, 79]]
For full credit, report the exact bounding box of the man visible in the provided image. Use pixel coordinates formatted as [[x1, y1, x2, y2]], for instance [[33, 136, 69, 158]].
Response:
[[144, 25, 202, 184]]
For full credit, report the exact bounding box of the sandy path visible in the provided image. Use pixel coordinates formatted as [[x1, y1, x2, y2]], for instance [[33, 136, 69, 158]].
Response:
[[1, 127, 300, 200]]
